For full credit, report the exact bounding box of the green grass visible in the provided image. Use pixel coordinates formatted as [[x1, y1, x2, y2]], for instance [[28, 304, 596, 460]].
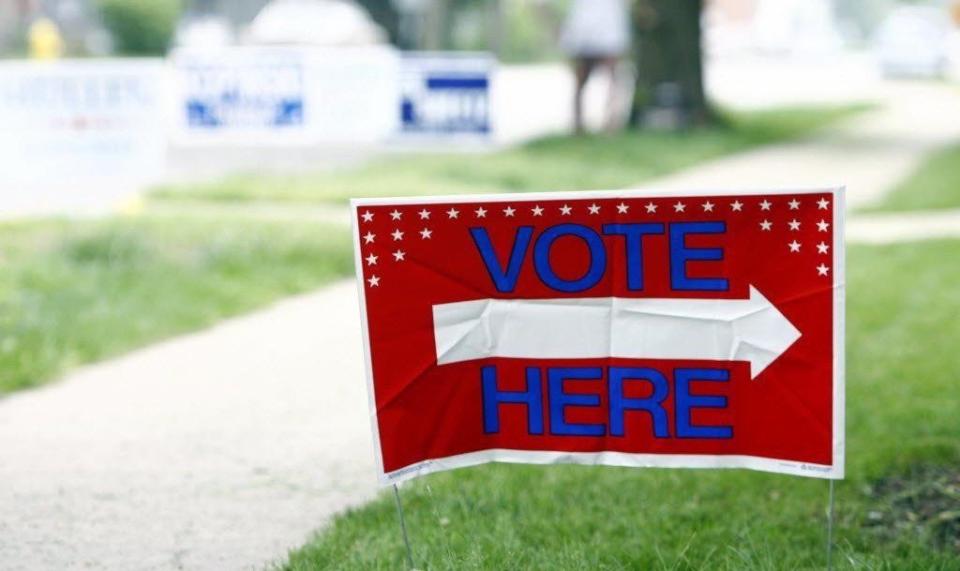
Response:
[[0, 104, 864, 395], [153, 105, 867, 205], [283, 240, 960, 570], [864, 143, 960, 212], [0, 215, 352, 394]]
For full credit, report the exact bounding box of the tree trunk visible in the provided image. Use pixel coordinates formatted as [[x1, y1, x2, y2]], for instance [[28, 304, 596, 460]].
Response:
[[631, 0, 711, 128]]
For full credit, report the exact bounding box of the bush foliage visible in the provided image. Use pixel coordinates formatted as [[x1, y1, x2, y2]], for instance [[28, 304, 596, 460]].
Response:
[[98, 0, 180, 55]]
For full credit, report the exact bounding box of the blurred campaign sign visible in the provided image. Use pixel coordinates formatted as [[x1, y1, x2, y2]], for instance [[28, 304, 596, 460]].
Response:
[[352, 189, 845, 485], [399, 52, 494, 138], [171, 46, 400, 144], [172, 47, 307, 138], [0, 59, 166, 188]]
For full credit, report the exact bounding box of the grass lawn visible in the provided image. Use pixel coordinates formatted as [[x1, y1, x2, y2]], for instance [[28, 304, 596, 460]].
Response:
[[0, 104, 863, 395], [152, 105, 866, 205], [0, 215, 352, 394], [864, 143, 960, 212], [283, 240, 960, 570]]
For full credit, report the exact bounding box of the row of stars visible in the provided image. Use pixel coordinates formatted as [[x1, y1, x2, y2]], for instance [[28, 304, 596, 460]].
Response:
[[359, 217, 831, 246], [360, 197, 831, 222], [364, 235, 828, 261], [787, 241, 832, 254], [362, 228, 431, 244], [364, 250, 406, 267], [760, 219, 831, 232], [364, 238, 831, 263], [362, 240, 830, 266]]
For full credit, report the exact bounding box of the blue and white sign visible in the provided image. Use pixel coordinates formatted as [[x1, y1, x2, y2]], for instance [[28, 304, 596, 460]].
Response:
[[400, 53, 495, 137], [173, 48, 306, 133], [184, 62, 304, 129], [171, 46, 400, 144]]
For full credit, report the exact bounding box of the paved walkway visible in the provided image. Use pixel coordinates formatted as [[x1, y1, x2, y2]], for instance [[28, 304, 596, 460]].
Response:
[[0, 283, 376, 570], [3, 83, 960, 571], [638, 82, 960, 211], [847, 208, 960, 244]]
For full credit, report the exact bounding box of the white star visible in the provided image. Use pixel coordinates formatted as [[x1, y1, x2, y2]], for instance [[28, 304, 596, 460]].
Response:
[[363, 232, 375, 244], [817, 264, 830, 276], [503, 206, 516, 217], [531, 205, 544, 216], [391, 229, 404, 241], [817, 219, 830, 232], [367, 275, 380, 287], [390, 209, 402, 221], [616, 202, 629, 214], [788, 240, 801, 253], [788, 199, 801, 210], [365, 253, 378, 266], [645, 202, 657, 213], [475, 207, 487, 218], [760, 220, 772, 231], [560, 204, 572, 215], [361, 211, 374, 223], [788, 219, 801, 231], [731, 200, 744, 212], [588, 203, 601, 215], [418, 209, 431, 220], [674, 202, 686, 213], [760, 200, 772, 211], [447, 208, 459, 219], [702, 201, 715, 212], [420, 228, 432, 240], [393, 250, 406, 262], [817, 198, 830, 210], [817, 242, 829, 254]]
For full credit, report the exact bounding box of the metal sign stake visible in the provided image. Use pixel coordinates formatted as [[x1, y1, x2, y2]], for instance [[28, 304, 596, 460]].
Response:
[[826, 479, 836, 571], [393, 483, 416, 570]]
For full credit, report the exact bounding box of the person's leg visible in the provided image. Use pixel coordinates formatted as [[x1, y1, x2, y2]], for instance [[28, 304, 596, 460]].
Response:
[[573, 57, 593, 134], [601, 56, 622, 133]]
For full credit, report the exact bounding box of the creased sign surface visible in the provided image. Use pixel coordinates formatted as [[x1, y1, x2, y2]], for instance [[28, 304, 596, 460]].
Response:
[[352, 188, 844, 485]]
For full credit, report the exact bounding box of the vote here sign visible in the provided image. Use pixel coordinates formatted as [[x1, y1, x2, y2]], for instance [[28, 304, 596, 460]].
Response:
[[351, 188, 845, 485]]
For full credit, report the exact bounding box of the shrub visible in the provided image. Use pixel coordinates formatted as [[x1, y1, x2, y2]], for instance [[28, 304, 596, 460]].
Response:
[[98, 0, 181, 56]]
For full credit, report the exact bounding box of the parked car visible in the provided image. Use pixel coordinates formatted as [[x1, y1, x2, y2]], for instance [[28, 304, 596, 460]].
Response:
[[876, 6, 952, 78]]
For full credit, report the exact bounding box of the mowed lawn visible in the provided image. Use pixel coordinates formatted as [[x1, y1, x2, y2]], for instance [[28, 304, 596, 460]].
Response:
[[152, 105, 865, 205], [0, 105, 862, 395], [864, 142, 960, 212], [0, 216, 352, 393], [283, 240, 960, 570]]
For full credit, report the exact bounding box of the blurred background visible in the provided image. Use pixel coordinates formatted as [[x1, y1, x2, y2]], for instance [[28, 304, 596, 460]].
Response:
[[2, 1, 960, 570], [1, 0, 958, 215]]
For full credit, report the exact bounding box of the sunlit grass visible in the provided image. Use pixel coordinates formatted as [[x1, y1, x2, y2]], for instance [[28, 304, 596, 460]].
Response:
[[152, 105, 868, 205], [0, 215, 352, 393], [863, 142, 960, 212]]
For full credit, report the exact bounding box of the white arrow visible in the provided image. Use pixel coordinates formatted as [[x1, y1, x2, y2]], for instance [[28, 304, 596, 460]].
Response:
[[432, 286, 801, 379]]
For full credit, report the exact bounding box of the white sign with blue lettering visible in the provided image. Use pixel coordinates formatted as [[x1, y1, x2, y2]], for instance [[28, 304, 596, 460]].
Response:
[[400, 52, 495, 138], [172, 48, 307, 136], [171, 46, 400, 144]]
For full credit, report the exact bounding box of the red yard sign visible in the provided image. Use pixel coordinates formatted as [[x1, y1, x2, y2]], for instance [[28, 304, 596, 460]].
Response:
[[351, 188, 844, 485]]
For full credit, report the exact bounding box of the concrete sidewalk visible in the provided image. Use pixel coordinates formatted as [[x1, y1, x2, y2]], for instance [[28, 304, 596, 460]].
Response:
[[638, 82, 960, 211], [0, 282, 376, 571]]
